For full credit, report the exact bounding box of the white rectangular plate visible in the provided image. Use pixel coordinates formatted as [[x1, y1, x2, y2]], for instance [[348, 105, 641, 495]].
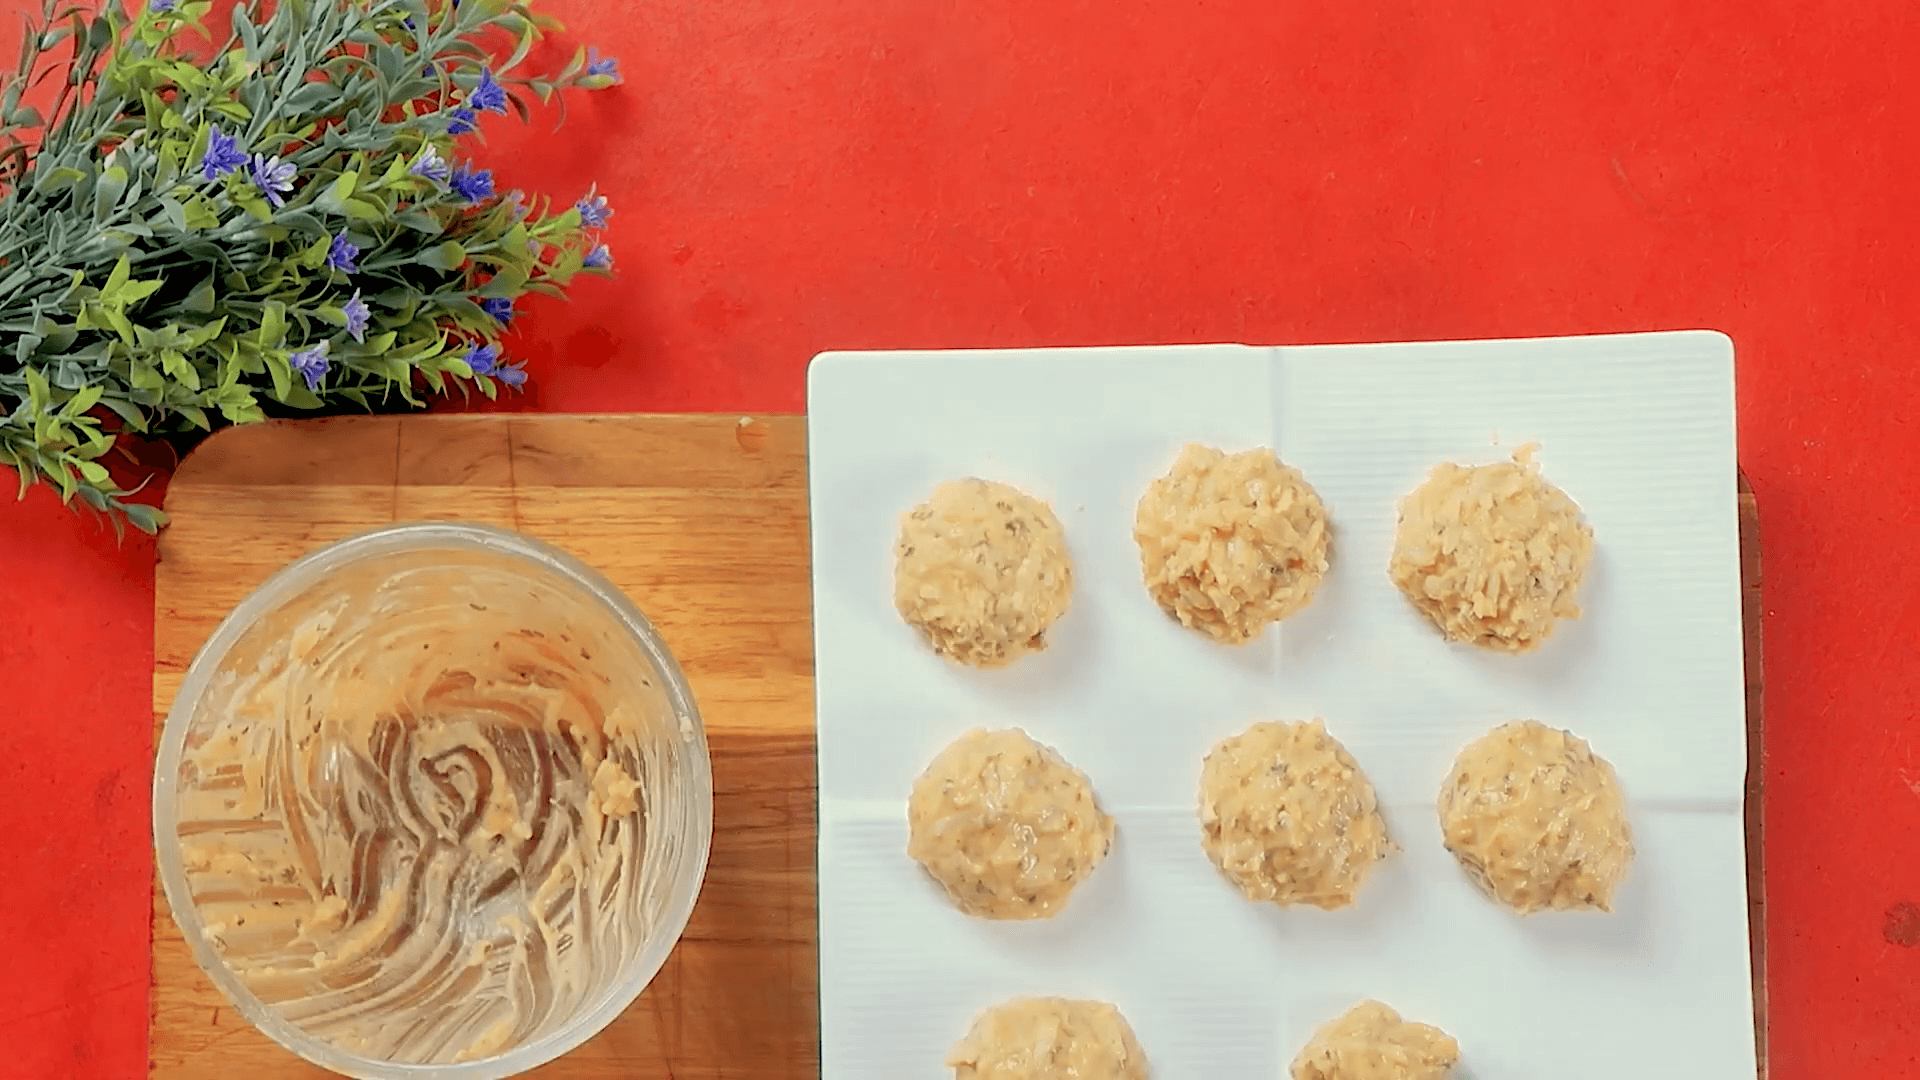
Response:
[[807, 332, 1752, 1080]]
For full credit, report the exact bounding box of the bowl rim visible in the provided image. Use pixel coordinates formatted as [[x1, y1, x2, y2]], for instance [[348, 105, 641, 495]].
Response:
[[151, 521, 715, 1079]]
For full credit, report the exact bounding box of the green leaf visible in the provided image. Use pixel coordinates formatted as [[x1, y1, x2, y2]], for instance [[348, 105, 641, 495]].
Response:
[[285, 82, 336, 114], [418, 240, 467, 271], [479, 264, 528, 297], [388, 332, 444, 364], [102, 307, 137, 346], [342, 196, 386, 222], [98, 396, 146, 431], [234, 189, 274, 222], [121, 502, 167, 533], [264, 350, 292, 400], [281, 384, 324, 409], [160, 349, 199, 391], [330, 170, 359, 203], [119, 278, 164, 305], [505, 19, 536, 69], [43, 323, 78, 353], [258, 301, 287, 348], [7, 454, 29, 500], [61, 385, 103, 417], [34, 166, 86, 194], [76, 459, 110, 484], [128, 360, 165, 392], [298, 235, 332, 269], [215, 387, 263, 425], [156, 196, 188, 231], [185, 317, 227, 347], [231, 2, 261, 58], [217, 345, 243, 391], [276, 210, 329, 239], [184, 279, 216, 313], [24, 367, 50, 410], [164, 60, 210, 93], [94, 165, 129, 223], [393, 208, 443, 234], [182, 195, 221, 230], [102, 254, 132, 300]]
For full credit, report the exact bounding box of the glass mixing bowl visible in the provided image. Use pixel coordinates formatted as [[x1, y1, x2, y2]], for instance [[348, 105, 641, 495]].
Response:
[[153, 523, 713, 1079]]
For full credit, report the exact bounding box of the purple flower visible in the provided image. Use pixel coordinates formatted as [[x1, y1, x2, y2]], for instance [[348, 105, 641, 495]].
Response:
[[409, 144, 450, 183], [150, 0, 176, 11], [462, 342, 501, 375], [289, 342, 330, 391], [583, 244, 613, 270], [463, 343, 526, 385], [446, 107, 477, 135], [342, 290, 370, 343], [504, 190, 529, 220], [200, 125, 247, 181], [449, 163, 494, 204], [467, 68, 508, 114], [480, 297, 514, 324], [574, 187, 611, 228], [585, 50, 622, 83], [326, 231, 360, 273], [248, 153, 296, 207]]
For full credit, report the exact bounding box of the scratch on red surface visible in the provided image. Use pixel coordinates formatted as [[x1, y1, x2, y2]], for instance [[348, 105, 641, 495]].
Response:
[[0, 980, 143, 1032]]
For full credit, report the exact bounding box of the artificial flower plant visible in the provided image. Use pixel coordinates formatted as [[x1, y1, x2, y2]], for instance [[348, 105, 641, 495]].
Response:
[[0, 0, 621, 532]]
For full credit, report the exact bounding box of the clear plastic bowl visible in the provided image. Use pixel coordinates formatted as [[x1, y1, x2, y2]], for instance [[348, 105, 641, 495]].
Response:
[[153, 523, 713, 1079]]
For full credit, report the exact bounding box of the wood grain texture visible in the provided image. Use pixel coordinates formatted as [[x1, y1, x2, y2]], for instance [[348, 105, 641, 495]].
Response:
[[1740, 472, 1767, 1078], [151, 414, 816, 1079], [152, 415, 1763, 1078]]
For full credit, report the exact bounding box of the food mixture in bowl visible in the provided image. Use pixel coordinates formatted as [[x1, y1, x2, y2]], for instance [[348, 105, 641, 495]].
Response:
[[159, 533, 707, 1068]]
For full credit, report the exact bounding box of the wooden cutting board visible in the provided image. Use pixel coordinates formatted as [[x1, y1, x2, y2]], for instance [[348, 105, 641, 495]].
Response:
[[151, 413, 1765, 1078], [151, 414, 816, 1079]]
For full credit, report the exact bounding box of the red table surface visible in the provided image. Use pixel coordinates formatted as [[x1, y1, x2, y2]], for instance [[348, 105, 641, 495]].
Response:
[[3, 0, 1918, 1075]]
